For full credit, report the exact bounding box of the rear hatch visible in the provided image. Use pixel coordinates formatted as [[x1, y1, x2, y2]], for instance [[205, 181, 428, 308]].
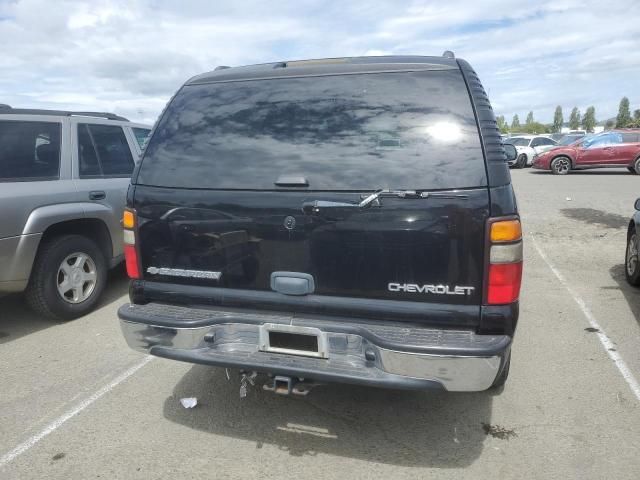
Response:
[[133, 67, 490, 325]]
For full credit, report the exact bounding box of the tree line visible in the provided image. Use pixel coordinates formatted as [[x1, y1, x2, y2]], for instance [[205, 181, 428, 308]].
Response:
[[495, 97, 640, 134]]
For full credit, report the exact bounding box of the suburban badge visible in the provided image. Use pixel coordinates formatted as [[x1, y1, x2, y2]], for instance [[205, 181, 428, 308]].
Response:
[[146, 267, 222, 280]]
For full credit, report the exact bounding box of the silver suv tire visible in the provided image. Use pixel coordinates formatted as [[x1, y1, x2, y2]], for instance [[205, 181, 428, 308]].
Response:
[[25, 235, 107, 321]]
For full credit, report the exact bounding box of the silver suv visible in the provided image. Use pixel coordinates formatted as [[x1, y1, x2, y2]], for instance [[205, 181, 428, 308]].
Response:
[[0, 106, 150, 320]]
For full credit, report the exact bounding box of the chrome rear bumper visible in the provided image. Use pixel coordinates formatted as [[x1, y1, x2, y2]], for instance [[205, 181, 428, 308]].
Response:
[[119, 303, 511, 392]]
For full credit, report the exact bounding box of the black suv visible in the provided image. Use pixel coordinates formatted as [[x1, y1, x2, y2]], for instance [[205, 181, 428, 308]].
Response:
[[118, 55, 521, 393]]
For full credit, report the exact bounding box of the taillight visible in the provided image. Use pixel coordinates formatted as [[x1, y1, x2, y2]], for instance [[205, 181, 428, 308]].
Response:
[[123, 208, 141, 279], [485, 218, 523, 305], [124, 244, 141, 279]]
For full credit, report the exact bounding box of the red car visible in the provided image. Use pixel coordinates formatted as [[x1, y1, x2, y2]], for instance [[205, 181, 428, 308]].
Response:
[[533, 129, 640, 175]]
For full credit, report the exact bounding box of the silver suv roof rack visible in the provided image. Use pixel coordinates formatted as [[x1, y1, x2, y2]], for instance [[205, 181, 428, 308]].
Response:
[[0, 106, 129, 122]]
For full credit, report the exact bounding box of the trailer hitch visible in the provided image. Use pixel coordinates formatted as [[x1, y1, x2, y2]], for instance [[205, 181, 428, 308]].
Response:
[[262, 376, 320, 396]]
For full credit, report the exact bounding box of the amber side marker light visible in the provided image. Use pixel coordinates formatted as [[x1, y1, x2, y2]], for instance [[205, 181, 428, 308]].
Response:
[[486, 219, 523, 305], [490, 219, 522, 243], [123, 210, 136, 229], [123, 208, 141, 279]]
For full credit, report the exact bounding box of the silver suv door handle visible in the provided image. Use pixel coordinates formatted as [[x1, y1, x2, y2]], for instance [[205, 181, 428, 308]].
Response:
[[89, 191, 106, 200]]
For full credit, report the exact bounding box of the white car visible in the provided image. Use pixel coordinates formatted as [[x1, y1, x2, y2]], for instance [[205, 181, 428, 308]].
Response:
[[505, 135, 558, 168]]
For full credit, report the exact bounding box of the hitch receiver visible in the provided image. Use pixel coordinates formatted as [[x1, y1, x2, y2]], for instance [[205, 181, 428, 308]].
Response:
[[273, 376, 293, 395], [263, 376, 317, 396]]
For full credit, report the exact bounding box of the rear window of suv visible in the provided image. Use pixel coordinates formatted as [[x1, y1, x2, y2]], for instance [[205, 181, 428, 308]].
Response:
[[0, 120, 61, 181], [137, 70, 486, 190]]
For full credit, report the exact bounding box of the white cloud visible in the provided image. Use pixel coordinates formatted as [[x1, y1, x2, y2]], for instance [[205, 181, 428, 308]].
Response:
[[0, 0, 638, 125]]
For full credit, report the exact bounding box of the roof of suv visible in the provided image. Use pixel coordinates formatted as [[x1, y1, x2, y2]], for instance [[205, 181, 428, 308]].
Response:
[[187, 55, 461, 85], [0, 105, 129, 122]]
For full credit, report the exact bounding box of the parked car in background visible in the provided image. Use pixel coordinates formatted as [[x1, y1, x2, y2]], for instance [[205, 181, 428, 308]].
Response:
[[505, 135, 558, 168], [0, 106, 150, 319], [533, 130, 640, 175], [118, 54, 522, 394]]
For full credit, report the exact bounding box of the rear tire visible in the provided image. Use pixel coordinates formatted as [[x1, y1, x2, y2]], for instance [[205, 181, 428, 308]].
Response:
[[625, 232, 640, 286], [633, 157, 640, 175], [550, 156, 571, 175], [514, 154, 527, 169], [25, 235, 107, 321]]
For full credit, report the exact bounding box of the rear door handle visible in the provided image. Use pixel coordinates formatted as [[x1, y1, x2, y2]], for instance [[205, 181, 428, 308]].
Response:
[[89, 191, 106, 200]]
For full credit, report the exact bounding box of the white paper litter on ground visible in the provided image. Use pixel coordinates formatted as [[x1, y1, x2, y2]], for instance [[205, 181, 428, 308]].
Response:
[[180, 397, 198, 409]]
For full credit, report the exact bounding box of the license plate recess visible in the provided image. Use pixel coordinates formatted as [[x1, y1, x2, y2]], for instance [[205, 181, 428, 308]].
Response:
[[259, 323, 328, 359]]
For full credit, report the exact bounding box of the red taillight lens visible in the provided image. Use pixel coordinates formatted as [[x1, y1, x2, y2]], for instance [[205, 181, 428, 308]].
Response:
[[124, 244, 141, 279], [485, 218, 523, 305], [487, 262, 522, 304], [123, 208, 140, 279]]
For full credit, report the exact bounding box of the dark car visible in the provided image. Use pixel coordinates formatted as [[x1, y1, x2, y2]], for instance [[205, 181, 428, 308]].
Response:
[[117, 54, 522, 394], [533, 129, 640, 174], [626, 199, 640, 286]]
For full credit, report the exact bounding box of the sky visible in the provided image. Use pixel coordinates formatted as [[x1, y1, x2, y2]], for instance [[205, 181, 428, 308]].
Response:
[[1, 0, 639, 126]]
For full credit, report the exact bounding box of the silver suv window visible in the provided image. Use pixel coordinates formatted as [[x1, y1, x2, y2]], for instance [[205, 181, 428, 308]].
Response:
[[0, 120, 61, 181], [78, 124, 135, 177], [132, 127, 151, 149]]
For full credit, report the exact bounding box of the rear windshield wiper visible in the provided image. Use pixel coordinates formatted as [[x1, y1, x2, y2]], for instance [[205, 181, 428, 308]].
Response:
[[358, 189, 429, 207], [302, 189, 431, 215]]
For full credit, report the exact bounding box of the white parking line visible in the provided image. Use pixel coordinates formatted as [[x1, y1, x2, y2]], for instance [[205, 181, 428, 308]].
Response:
[[531, 236, 640, 402], [0, 356, 153, 469]]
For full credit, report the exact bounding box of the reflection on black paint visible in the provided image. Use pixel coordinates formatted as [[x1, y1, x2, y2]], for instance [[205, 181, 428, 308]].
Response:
[[138, 70, 485, 190], [134, 186, 490, 306], [140, 207, 261, 285]]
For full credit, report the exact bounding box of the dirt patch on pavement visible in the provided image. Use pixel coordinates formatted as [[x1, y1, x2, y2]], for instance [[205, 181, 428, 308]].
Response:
[[561, 208, 628, 229], [481, 423, 517, 440]]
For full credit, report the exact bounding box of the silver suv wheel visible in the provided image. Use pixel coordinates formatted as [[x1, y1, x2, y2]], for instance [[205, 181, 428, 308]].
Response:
[[26, 234, 107, 321], [57, 252, 98, 303]]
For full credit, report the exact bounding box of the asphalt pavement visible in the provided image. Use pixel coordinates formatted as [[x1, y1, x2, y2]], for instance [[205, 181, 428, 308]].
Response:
[[2, 168, 640, 479]]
